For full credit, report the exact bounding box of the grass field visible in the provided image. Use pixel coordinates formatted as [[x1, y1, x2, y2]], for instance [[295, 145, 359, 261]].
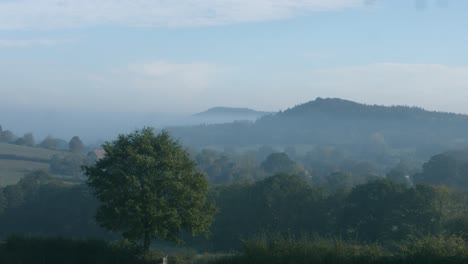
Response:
[[0, 159, 49, 186], [0, 143, 69, 160], [0, 143, 73, 187]]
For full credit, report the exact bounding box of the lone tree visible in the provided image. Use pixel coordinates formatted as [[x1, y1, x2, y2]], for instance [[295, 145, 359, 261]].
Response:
[[83, 128, 215, 251]]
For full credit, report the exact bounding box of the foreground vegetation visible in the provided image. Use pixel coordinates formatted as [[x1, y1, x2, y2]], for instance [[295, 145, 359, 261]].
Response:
[[0, 236, 159, 264], [0, 236, 228, 264], [3, 235, 468, 264], [208, 235, 468, 264]]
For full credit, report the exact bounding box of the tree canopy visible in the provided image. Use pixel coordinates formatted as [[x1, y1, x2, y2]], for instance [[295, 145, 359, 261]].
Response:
[[261, 152, 297, 175], [84, 128, 215, 251], [69, 136, 84, 153]]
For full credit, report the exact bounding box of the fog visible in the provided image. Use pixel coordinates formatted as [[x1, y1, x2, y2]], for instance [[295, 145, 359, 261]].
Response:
[[2, 1, 468, 263]]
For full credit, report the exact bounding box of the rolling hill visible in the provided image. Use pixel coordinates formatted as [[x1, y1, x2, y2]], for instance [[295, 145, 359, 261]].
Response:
[[191, 107, 273, 124]]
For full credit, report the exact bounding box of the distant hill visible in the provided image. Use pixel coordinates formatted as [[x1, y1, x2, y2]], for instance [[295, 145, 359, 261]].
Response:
[[195, 107, 272, 117], [168, 98, 468, 153], [190, 107, 273, 124]]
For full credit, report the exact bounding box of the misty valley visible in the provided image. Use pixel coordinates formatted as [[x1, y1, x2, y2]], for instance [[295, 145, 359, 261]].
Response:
[[2, 98, 468, 263]]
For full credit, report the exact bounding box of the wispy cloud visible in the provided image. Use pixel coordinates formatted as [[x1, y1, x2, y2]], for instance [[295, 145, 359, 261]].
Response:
[[0, 0, 362, 30], [0, 59, 226, 111], [128, 61, 224, 93], [0, 38, 74, 47]]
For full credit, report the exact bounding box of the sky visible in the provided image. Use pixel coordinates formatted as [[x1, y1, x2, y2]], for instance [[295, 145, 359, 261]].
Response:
[[1, 0, 468, 114]]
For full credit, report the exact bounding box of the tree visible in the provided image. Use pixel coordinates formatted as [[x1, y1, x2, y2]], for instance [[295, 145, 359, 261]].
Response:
[[39, 135, 61, 150], [84, 128, 215, 251], [69, 136, 84, 153], [338, 179, 407, 241], [413, 153, 460, 187], [1, 171, 56, 209], [261, 152, 297, 175], [24, 133, 35, 146], [0, 130, 15, 143], [3, 184, 24, 209], [387, 168, 412, 186], [14, 133, 35, 147], [209, 174, 326, 250], [50, 154, 85, 177]]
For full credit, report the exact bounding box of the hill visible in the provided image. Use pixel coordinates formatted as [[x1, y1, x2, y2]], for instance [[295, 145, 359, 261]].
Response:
[[279, 98, 464, 120], [190, 107, 273, 124], [168, 98, 468, 154]]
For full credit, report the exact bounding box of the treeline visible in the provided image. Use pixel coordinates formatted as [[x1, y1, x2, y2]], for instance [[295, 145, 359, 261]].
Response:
[[2, 150, 468, 252], [0, 124, 98, 179], [0, 171, 105, 238], [0, 125, 85, 153], [194, 145, 416, 187], [203, 174, 468, 250]]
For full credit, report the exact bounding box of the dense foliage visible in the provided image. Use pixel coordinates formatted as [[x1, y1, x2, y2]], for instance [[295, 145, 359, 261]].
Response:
[[84, 128, 215, 251]]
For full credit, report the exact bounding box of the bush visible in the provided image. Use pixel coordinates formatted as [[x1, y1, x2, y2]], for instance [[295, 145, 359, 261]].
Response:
[[240, 235, 385, 264], [0, 236, 161, 264], [445, 216, 468, 239], [207, 235, 468, 264], [398, 235, 468, 263]]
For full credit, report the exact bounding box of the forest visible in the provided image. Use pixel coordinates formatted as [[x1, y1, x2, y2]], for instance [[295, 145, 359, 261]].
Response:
[[2, 99, 468, 263]]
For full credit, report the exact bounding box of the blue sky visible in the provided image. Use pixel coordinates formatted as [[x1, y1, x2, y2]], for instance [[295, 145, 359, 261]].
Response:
[[1, 0, 468, 113]]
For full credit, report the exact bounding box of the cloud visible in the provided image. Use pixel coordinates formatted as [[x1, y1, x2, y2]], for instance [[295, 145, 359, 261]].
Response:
[[68, 62, 468, 113], [5, 60, 468, 114], [128, 61, 224, 93], [0, 0, 361, 30], [0, 38, 74, 47], [0, 59, 225, 112]]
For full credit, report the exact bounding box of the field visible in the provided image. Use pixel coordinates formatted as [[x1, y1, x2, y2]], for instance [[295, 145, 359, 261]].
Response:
[[0, 159, 49, 186], [0, 143, 68, 160], [0, 143, 72, 186]]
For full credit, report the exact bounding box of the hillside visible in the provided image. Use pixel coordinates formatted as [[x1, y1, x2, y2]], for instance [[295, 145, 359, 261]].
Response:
[[168, 98, 468, 153]]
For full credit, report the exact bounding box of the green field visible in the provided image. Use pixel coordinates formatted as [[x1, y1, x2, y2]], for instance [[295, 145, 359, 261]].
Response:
[[0, 143, 69, 160], [0, 159, 49, 186], [0, 143, 72, 187]]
